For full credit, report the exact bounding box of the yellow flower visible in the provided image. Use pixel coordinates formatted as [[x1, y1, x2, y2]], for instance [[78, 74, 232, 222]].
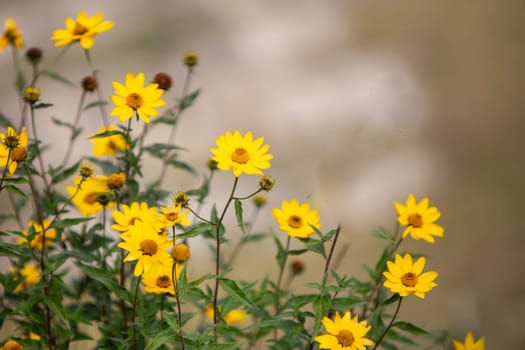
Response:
[[205, 305, 248, 325], [13, 263, 40, 291], [210, 130, 272, 177], [110, 72, 166, 123], [452, 332, 485, 350], [51, 11, 113, 50], [0, 127, 28, 175], [107, 172, 126, 189], [91, 125, 128, 157], [23, 86, 40, 104], [314, 311, 374, 350], [67, 175, 114, 216], [383, 253, 438, 299], [112, 202, 163, 233], [272, 199, 321, 239], [118, 221, 172, 276], [141, 259, 182, 295], [172, 243, 191, 263], [0, 18, 24, 53], [394, 194, 444, 243], [17, 218, 57, 251], [1, 339, 22, 350], [160, 206, 191, 227]]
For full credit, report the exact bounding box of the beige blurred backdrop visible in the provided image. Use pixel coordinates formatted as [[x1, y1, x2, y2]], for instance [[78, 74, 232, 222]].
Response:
[[1, 0, 524, 348]]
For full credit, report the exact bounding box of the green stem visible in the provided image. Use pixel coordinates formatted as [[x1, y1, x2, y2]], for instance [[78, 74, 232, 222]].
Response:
[[0, 148, 13, 195], [275, 235, 291, 315], [372, 297, 403, 350], [212, 176, 239, 325], [84, 50, 109, 127], [61, 90, 87, 166], [131, 275, 142, 350], [172, 261, 186, 350]]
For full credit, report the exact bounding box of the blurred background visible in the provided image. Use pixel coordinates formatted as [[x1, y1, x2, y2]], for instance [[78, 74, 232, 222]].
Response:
[[1, 0, 524, 348]]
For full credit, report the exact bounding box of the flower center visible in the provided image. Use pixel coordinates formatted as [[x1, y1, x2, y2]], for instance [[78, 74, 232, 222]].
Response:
[[3, 134, 20, 149], [126, 93, 144, 110], [5, 28, 18, 42], [231, 147, 250, 164], [408, 214, 423, 228], [155, 275, 172, 289], [166, 212, 178, 222], [139, 239, 158, 256], [73, 22, 88, 35], [337, 329, 354, 347], [401, 272, 418, 287], [84, 192, 98, 205], [287, 215, 303, 229]]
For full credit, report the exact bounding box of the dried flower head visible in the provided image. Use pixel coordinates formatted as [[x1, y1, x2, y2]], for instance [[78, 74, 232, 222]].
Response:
[[25, 46, 42, 64], [153, 72, 173, 91], [81, 76, 98, 92]]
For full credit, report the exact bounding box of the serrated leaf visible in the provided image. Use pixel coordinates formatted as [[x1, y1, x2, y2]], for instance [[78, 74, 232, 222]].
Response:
[[3, 184, 28, 199], [179, 89, 200, 110], [220, 278, 256, 309], [234, 199, 245, 233], [392, 321, 429, 335], [40, 70, 75, 86]]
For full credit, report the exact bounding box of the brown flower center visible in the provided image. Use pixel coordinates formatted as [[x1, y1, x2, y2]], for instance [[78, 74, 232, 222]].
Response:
[[165, 212, 178, 222], [126, 93, 144, 110], [3, 134, 20, 150], [73, 22, 88, 35], [401, 272, 418, 287], [84, 192, 98, 205], [287, 215, 303, 229], [231, 147, 250, 164], [408, 214, 423, 228], [139, 239, 158, 256], [337, 329, 354, 347], [155, 275, 172, 289]]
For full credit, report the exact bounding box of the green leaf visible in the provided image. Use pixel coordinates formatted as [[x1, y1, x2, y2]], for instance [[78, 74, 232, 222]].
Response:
[[40, 70, 75, 86], [234, 199, 245, 233], [392, 321, 429, 335], [383, 293, 401, 305], [16, 71, 26, 95], [3, 177, 28, 184], [375, 226, 394, 241], [176, 223, 214, 240], [144, 328, 176, 350], [179, 89, 200, 110], [33, 103, 54, 109], [305, 239, 325, 256], [219, 278, 256, 309], [273, 233, 286, 270], [0, 242, 23, 258], [204, 342, 243, 350], [43, 295, 70, 329], [51, 217, 94, 229], [83, 101, 108, 111], [75, 263, 130, 302], [3, 184, 28, 199]]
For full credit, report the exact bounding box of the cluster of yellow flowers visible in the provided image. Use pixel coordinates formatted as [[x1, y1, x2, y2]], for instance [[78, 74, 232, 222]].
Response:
[[0, 12, 485, 350]]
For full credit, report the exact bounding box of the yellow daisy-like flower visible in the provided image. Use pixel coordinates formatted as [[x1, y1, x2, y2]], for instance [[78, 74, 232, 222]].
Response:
[[112, 202, 163, 233], [91, 125, 128, 157], [210, 130, 272, 177], [160, 205, 191, 227], [1, 339, 22, 350], [110, 72, 166, 123], [205, 305, 248, 325], [383, 253, 438, 299], [13, 263, 41, 291], [67, 175, 114, 216], [315, 310, 374, 350], [272, 199, 321, 239], [51, 11, 113, 50], [141, 259, 182, 295], [452, 332, 485, 350], [394, 194, 444, 243], [118, 221, 172, 276], [0, 18, 24, 53], [17, 218, 57, 251], [0, 127, 28, 175]]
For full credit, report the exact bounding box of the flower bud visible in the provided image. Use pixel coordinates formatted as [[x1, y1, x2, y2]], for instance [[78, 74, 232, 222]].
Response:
[[259, 175, 275, 191], [79, 163, 94, 178], [153, 72, 172, 90], [291, 259, 305, 275], [172, 243, 191, 263], [81, 76, 98, 92], [107, 172, 126, 189], [183, 51, 199, 67], [25, 47, 43, 64], [207, 158, 218, 171], [23, 86, 40, 104], [253, 195, 267, 208], [173, 191, 189, 208]]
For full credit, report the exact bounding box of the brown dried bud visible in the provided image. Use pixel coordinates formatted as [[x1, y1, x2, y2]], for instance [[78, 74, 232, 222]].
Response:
[[81, 76, 98, 92], [153, 72, 173, 91], [25, 47, 43, 64]]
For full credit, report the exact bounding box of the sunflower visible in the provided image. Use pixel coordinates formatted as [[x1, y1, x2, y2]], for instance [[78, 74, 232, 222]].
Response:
[[314, 311, 374, 350], [67, 175, 114, 216], [452, 332, 485, 350], [118, 221, 172, 276], [0, 18, 23, 53], [383, 253, 438, 299], [0, 127, 28, 175], [394, 194, 444, 243], [210, 130, 272, 177], [141, 259, 182, 295], [91, 125, 128, 157], [17, 218, 57, 251], [110, 72, 166, 123], [272, 199, 321, 239], [51, 11, 113, 50], [112, 201, 164, 233], [160, 205, 191, 227]]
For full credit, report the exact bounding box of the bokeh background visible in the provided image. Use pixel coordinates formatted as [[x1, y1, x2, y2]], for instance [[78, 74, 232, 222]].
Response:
[[1, 0, 524, 348]]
